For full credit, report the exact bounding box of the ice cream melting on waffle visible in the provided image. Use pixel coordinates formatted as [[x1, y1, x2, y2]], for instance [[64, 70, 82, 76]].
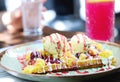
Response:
[[18, 33, 116, 74]]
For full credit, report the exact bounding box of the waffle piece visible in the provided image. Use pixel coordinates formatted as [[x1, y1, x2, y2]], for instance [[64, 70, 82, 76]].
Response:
[[21, 50, 115, 74]]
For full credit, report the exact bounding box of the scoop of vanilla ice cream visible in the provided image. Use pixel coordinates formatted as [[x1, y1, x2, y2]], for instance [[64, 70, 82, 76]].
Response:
[[42, 33, 69, 58], [69, 34, 92, 54]]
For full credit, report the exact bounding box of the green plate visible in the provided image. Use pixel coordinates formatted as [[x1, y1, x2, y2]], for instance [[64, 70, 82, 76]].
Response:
[[0, 40, 120, 82]]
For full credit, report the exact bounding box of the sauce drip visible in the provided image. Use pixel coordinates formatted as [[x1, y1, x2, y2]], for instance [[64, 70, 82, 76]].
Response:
[[82, 34, 87, 51], [76, 34, 80, 44]]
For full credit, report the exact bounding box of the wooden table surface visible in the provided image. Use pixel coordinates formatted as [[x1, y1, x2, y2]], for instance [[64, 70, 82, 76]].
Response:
[[0, 26, 120, 82]]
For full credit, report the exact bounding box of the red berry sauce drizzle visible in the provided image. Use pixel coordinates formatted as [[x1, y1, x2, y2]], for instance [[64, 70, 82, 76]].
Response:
[[29, 51, 61, 64], [18, 51, 113, 76]]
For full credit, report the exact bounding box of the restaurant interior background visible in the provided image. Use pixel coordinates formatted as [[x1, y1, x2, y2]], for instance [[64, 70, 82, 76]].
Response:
[[1, 0, 120, 41], [43, 0, 85, 32], [44, 0, 120, 41]]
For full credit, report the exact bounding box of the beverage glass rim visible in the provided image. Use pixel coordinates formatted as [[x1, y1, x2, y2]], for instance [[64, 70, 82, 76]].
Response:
[[86, 0, 114, 3]]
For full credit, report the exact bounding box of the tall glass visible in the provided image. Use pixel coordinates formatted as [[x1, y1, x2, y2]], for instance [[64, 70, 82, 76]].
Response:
[[22, 0, 43, 36], [86, 0, 115, 41]]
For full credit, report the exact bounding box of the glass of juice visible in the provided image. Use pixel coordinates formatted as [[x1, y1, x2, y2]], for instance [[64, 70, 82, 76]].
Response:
[[86, 0, 115, 41]]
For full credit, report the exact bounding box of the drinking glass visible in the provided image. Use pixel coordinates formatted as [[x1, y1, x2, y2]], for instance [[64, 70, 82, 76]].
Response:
[[86, 0, 115, 41], [22, 0, 43, 36]]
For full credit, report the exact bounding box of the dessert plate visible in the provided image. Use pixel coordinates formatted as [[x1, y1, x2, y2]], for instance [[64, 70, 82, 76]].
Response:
[[0, 40, 120, 82]]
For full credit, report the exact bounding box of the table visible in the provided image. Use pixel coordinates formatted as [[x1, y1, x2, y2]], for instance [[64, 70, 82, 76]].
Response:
[[0, 26, 120, 82]]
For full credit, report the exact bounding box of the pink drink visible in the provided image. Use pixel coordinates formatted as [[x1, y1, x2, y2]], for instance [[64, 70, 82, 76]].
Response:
[[86, 0, 115, 41]]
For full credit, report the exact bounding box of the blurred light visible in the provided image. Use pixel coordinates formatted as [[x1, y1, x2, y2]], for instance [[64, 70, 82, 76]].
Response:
[[115, 0, 120, 13], [53, 21, 66, 31], [114, 28, 118, 37], [2, 12, 12, 25], [0, 77, 15, 82], [43, 10, 56, 24], [5, 0, 21, 11]]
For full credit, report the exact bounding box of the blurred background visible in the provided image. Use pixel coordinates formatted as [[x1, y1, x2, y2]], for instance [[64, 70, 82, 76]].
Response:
[[43, 0, 85, 32], [0, 0, 120, 40]]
